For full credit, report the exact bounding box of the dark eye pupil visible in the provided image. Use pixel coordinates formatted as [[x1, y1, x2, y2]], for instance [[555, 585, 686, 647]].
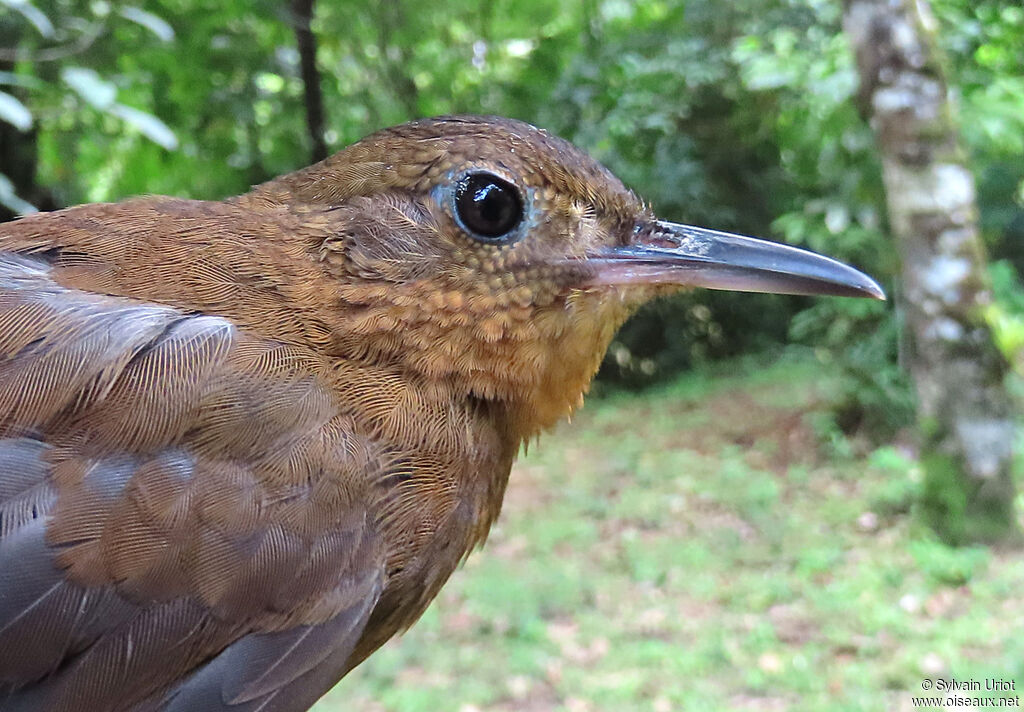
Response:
[[455, 173, 523, 241]]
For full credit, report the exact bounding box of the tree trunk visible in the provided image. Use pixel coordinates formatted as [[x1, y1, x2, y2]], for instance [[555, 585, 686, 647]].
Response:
[[843, 0, 1017, 543], [290, 0, 327, 162], [0, 21, 55, 221]]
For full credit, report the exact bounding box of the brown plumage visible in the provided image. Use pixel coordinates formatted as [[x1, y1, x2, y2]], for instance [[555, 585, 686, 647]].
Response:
[[0, 116, 882, 711]]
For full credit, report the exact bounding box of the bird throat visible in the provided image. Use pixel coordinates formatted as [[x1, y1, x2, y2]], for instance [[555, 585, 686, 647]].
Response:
[[325, 282, 639, 439]]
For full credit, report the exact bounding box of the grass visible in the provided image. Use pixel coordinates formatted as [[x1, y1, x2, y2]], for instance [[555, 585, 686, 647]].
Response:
[[314, 351, 1024, 711]]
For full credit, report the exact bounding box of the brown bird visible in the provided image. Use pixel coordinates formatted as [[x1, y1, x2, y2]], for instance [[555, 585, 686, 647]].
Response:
[[0, 116, 882, 711]]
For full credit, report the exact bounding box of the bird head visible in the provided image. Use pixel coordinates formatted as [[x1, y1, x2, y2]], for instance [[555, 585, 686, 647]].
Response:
[[249, 116, 883, 436]]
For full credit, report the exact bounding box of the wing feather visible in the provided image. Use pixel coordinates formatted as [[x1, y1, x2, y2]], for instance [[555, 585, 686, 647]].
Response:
[[0, 253, 385, 712]]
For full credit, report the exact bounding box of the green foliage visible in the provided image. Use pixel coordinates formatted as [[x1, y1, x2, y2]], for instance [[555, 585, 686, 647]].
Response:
[[791, 298, 915, 440], [918, 447, 1019, 546], [865, 446, 920, 515], [987, 260, 1024, 374], [919, 450, 973, 546], [908, 538, 989, 587]]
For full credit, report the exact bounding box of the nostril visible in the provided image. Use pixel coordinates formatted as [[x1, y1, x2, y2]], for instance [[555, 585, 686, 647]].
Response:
[[630, 221, 676, 250]]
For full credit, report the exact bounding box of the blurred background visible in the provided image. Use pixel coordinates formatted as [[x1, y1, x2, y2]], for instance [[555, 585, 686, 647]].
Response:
[[1, 0, 1021, 709]]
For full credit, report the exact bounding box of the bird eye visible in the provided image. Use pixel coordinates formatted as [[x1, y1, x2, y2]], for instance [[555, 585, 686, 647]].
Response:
[[453, 172, 524, 243]]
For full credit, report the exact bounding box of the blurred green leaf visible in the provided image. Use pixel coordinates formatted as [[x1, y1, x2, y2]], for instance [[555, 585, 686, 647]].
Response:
[[0, 173, 37, 215], [0, 72, 44, 89], [0, 91, 33, 131], [110, 104, 178, 150], [2, 0, 55, 38], [61, 67, 117, 110], [119, 7, 175, 42]]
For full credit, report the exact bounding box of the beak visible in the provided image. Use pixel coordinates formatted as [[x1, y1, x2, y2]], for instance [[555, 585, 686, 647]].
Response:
[[584, 220, 885, 300]]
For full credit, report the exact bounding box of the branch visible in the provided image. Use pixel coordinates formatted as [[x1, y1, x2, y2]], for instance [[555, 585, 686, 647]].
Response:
[[0, 24, 104, 63]]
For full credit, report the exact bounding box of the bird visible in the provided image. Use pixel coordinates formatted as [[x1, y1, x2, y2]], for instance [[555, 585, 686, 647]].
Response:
[[0, 115, 883, 711]]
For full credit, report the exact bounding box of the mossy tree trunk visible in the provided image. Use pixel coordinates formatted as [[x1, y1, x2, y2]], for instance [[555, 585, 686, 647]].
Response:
[[843, 0, 1017, 543]]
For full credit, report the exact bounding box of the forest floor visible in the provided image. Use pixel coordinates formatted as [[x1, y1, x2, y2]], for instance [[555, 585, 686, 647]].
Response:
[[317, 351, 1023, 712]]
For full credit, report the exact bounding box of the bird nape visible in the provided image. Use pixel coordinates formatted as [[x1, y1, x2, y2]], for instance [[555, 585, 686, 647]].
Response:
[[0, 115, 882, 712]]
